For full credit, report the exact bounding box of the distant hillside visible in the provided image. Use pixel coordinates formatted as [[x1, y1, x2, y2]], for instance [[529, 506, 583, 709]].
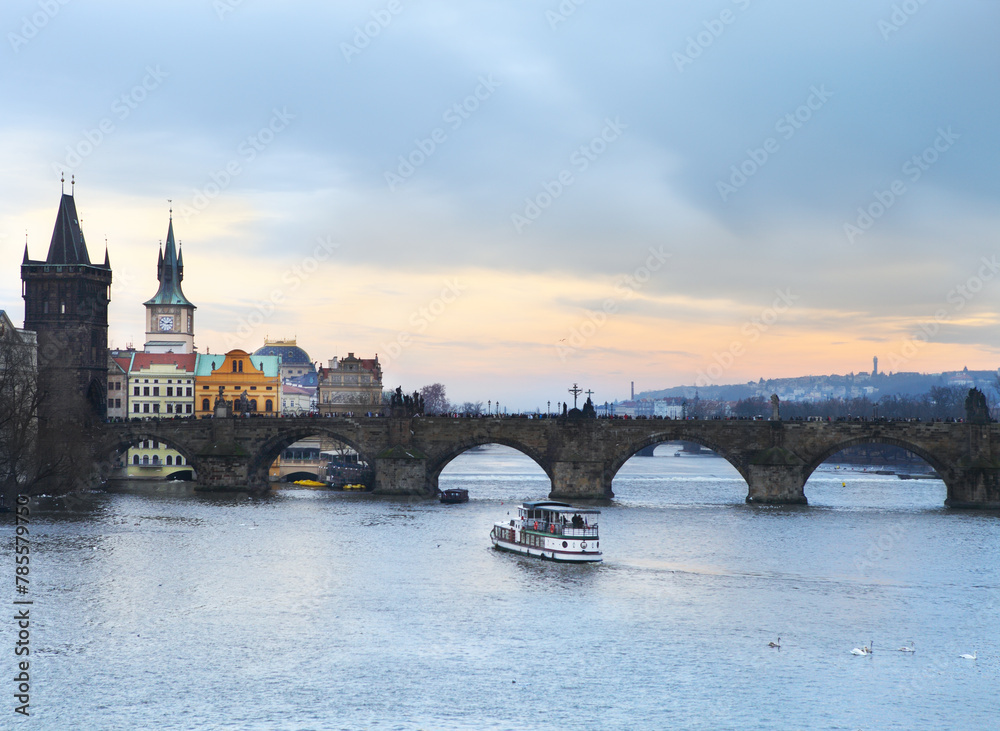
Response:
[[637, 369, 998, 403]]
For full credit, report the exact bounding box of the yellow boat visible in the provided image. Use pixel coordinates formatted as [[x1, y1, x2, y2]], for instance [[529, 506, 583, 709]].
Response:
[[293, 479, 327, 487]]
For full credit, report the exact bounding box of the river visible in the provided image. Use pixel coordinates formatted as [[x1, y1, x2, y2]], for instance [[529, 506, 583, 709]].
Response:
[[4, 444, 998, 730]]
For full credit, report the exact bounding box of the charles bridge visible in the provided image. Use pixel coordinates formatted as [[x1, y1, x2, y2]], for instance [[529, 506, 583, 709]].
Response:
[[94, 415, 1000, 508]]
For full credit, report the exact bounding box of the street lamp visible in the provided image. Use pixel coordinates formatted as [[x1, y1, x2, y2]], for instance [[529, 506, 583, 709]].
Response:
[[547, 400, 550, 417], [488, 400, 491, 415]]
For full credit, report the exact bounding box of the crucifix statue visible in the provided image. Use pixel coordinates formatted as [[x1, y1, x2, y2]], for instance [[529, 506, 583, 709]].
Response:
[[568, 383, 583, 409]]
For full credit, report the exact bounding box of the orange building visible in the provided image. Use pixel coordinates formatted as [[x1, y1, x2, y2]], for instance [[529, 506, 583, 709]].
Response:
[[193, 349, 281, 417]]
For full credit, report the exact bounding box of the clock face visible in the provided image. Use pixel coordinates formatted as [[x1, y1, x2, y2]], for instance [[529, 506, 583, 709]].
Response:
[[158, 315, 174, 331]]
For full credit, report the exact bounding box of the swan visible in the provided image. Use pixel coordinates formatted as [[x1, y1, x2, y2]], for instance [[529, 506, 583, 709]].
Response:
[[768, 638, 781, 648], [851, 640, 873, 656], [959, 651, 977, 660], [898, 641, 915, 653]]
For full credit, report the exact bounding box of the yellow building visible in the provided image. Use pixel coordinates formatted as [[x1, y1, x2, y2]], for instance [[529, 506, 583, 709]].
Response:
[[123, 352, 196, 478], [194, 349, 281, 417]]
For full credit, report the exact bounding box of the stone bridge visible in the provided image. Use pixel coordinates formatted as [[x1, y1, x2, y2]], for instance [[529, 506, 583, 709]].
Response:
[[94, 416, 1000, 508]]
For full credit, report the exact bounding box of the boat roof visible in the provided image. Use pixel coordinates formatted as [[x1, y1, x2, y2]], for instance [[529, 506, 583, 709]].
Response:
[[521, 501, 600, 514]]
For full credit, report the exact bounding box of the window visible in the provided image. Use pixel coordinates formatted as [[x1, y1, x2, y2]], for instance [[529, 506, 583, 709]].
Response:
[[115, 399, 121, 408], [251, 399, 258, 412], [142, 455, 149, 465], [134, 387, 139, 396], [250, 386, 257, 390], [152, 455, 160, 465], [186, 387, 192, 397], [132, 455, 139, 465], [153, 404, 160, 413], [134, 404, 140, 413], [266, 386, 273, 390], [239, 361, 243, 373], [232, 361, 238, 372], [143, 387, 149, 396], [186, 404, 192, 414], [265, 399, 273, 412], [153, 387, 159, 396], [167, 387, 173, 397], [107, 398, 114, 408], [143, 404, 150, 413], [202, 398, 210, 411], [177, 456, 184, 466], [203, 385, 209, 390], [166, 456, 173, 465], [166, 404, 173, 414]]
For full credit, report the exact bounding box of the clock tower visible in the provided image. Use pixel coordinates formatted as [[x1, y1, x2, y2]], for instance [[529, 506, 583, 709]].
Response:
[[143, 212, 195, 353]]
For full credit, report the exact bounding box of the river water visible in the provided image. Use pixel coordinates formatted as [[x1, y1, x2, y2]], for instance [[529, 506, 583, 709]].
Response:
[[4, 444, 998, 730]]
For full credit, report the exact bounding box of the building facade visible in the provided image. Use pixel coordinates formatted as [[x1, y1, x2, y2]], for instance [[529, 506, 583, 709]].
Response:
[[317, 353, 383, 415], [194, 349, 281, 417]]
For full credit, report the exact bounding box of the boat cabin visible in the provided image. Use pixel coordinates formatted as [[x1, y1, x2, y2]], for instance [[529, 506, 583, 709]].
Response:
[[518, 501, 599, 537]]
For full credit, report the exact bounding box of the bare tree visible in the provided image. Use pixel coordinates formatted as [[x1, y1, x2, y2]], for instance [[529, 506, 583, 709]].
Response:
[[459, 400, 484, 415], [419, 383, 451, 414], [0, 327, 42, 508]]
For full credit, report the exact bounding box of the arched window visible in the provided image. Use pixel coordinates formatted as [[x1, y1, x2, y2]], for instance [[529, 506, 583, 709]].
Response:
[[265, 399, 273, 412], [239, 360, 244, 373], [142, 455, 149, 465], [232, 360, 238, 372], [177, 456, 184, 466], [152, 455, 160, 465], [166, 455, 173, 465], [132, 454, 139, 465], [251, 399, 258, 412], [202, 398, 210, 411]]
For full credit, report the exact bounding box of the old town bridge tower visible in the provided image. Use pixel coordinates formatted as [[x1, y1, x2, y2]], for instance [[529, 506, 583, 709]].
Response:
[[21, 185, 112, 427]]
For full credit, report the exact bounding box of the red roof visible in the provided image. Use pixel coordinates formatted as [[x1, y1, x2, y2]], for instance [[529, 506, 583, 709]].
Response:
[[129, 353, 197, 373]]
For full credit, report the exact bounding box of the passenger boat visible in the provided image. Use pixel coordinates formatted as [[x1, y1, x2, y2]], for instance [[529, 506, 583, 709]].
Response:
[[491, 501, 601, 563], [439, 488, 469, 504]]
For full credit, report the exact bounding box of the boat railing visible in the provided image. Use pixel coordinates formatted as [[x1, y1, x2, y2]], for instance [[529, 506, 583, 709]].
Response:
[[522, 521, 598, 538]]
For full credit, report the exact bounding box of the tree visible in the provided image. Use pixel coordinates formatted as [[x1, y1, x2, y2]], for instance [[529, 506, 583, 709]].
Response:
[[459, 401, 483, 415], [419, 383, 451, 414], [0, 326, 42, 508]]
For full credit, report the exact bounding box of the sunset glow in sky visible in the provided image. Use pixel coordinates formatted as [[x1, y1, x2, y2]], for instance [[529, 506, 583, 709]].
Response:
[[2, 1, 999, 409]]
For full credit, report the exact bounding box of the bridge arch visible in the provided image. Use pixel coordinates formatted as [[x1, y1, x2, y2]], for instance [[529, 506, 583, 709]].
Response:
[[94, 430, 200, 480], [246, 426, 376, 487], [802, 435, 952, 498], [608, 430, 751, 486], [427, 438, 554, 492]]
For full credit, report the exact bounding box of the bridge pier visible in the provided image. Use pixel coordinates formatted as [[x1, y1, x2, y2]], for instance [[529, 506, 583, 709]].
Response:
[[745, 448, 808, 505], [945, 466, 1000, 509], [373, 446, 434, 496], [549, 461, 612, 500], [194, 454, 255, 492]]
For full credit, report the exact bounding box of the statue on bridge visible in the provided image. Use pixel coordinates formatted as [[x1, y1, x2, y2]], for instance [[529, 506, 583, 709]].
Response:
[[389, 386, 425, 417], [770, 394, 780, 421], [965, 387, 991, 424]]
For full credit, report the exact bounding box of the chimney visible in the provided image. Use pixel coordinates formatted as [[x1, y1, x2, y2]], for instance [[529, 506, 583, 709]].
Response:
[[631, 381, 634, 400]]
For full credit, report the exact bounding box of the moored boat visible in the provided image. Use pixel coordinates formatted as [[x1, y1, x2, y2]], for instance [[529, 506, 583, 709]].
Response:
[[491, 501, 601, 563], [440, 488, 469, 504]]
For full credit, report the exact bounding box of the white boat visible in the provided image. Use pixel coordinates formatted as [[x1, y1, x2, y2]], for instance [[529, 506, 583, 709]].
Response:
[[491, 501, 602, 563]]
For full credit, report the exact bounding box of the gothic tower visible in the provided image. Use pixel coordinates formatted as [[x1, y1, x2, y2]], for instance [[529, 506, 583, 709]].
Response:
[[143, 212, 195, 353], [21, 186, 113, 426]]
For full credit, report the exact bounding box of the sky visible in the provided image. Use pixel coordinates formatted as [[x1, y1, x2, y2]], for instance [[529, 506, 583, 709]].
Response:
[[2, 0, 999, 411]]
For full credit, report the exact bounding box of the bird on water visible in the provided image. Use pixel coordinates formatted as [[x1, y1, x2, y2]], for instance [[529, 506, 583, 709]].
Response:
[[768, 638, 781, 648], [851, 641, 873, 656]]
